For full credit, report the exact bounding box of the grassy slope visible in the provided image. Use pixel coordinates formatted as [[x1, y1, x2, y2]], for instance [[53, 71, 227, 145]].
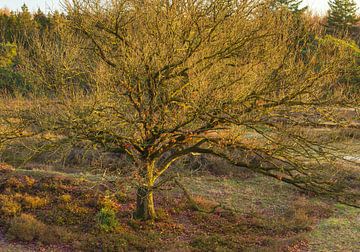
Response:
[[0, 166, 358, 251], [308, 204, 360, 251], [179, 174, 360, 251]]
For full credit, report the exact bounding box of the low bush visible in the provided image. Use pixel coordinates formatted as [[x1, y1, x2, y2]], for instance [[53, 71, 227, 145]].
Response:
[[97, 207, 119, 232], [6, 213, 74, 245], [6, 214, 46, 242], [21, 194, 48, 209], [0, 194, 22, 216], [59, 194, 72, 203], [0, 163, 15, 173]]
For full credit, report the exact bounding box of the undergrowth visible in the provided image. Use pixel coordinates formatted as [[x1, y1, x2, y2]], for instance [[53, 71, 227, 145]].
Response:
[[0, 165, 357, 251]]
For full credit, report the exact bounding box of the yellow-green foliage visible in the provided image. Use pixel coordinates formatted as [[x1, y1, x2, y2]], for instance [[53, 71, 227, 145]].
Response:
[[59, 194, 72, 203], [98, 195, 121, 211], [96, 195, 121, 232], [318, 35, 360, 55], [23, 176, 36, 187], [0, 194, 22, 216], [22, 194, 48, 209], [0, 42, 17, 68], [115, 191, 130, 203], [318, 35, 360, 86], [4, 175, 36, 190], [97, 207, 119, 232], [61, 203, 90, 215]]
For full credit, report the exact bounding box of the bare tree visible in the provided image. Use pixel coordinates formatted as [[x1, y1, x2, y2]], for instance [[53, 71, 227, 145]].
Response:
[[4, 0, 359, 220]]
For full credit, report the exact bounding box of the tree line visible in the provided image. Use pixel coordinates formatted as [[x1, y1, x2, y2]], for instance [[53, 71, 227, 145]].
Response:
[[0, 0, 358, 95]]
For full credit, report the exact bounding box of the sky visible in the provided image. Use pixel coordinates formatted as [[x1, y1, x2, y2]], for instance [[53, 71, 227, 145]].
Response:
[[0, 0, 359, 14]]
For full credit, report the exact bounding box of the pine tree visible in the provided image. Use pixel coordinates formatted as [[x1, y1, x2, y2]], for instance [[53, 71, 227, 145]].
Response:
[[34, 8, 50, 32], [327, 0, 359, 35], [274, 0, 307, 13]]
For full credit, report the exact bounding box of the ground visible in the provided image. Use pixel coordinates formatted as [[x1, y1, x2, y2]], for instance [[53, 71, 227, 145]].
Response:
[[0, 164, 358, 251]]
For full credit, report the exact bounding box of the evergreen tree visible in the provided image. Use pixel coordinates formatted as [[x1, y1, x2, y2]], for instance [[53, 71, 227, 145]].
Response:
[[327, 0, 359, 35], [34, 8, 50, 32], [273, 0, 307, 13]]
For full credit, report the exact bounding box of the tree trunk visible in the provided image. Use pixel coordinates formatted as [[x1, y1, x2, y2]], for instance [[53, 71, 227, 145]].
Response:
[[134, 161, 156, 220], [135, 186, 156, 220]]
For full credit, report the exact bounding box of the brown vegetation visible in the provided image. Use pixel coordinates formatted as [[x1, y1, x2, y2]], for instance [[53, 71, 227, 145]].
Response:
[[1, 167, 355, 251]]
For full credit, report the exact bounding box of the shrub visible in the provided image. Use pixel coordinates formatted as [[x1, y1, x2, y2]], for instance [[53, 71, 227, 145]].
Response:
[[0, 195, 22, 216], [63, 203, 90, 215], [59, 194, 72, 203], [38, 225, 74, 245], [0, 68, 30, 95], [97, 207, 119, 232], [21, 194, 48, 209], [23, 176, 36, 187], [319, 35, 360, 91], [6, 214, 46, 242], [0, 43, 31, 95], [0, 42, 16, 67], [98, 195, 121, 210], [0, 163, 15, 173], [5, 177, 24, 189], [6, 213, 73, 245], [115, 191, 130, 203]]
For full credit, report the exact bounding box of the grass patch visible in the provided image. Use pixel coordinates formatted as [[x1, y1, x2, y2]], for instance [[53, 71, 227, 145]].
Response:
[[307, 203, 360, 251]]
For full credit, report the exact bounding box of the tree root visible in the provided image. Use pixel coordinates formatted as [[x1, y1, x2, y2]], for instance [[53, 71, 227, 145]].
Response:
[[174, 178, 221, 213]]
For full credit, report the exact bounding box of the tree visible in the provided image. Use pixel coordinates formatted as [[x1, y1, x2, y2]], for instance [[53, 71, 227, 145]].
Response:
[[34, 9, 50, 33], [17, 4, 34, 37], [323, 35, 360, 91], [5, 0, 359, 220], [0, 42, 25, 95], [273, 0, 307, 13], [327, 0, 359, 35], [0, 42, 16, 67]]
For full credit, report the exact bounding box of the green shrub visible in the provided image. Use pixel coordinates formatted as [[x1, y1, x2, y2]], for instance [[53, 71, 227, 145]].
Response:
[[0, 42, 31, 95], [0, 67, 31, 95], [0, 42, 17, 67], [97, 207, 119, 232]]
